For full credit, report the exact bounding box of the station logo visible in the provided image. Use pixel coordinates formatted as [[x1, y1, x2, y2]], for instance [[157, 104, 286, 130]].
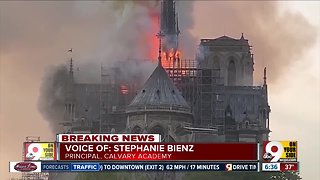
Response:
[[225, 164, 232, 171], [24, 142, 56, 161], [262, 141, 297, 162]]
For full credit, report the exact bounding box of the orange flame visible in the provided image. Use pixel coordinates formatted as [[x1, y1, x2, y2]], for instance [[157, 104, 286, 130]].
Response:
[[148, 12, 160, 61], [143, 10, 188, 71], [159, 49, 183, 68], [175, 51, 180, 59]]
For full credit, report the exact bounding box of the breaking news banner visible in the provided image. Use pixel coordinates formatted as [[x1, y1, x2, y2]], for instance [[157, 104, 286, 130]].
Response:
[[24, 142, 56, 161], [56, 134, 161, 143], [9, 162, 42, 173], [262, 141, 297, 162], [58, 143, 258, 161], [39, 162, 258, 172], [262, 162, 299, 172]]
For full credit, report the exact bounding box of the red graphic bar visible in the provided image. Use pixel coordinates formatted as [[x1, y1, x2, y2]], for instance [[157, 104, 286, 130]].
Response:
[[280, 162, 299, 172], [58, 143, 257, 161]]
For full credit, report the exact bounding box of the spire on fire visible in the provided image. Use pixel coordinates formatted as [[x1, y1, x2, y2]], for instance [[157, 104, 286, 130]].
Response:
[[156, 31, 165, 66], [159, 0, 181, 68], [161, 0, 179, 36]]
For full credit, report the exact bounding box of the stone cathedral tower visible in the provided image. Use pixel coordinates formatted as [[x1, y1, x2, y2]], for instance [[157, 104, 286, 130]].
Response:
[[198, 34, 254, 86]]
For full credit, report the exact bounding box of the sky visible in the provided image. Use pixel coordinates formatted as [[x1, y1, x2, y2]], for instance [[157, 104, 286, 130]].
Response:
[[0, 1, 319, 180]]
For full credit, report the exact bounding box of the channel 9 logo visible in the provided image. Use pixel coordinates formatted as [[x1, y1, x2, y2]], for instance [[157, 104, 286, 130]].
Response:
[[262, 141, 297, 162], [225, 164, 233, 171], [24, 142, 56, 161]]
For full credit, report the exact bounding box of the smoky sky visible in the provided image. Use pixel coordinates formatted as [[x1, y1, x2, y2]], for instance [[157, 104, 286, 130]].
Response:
[[0, 1, 318, 179], [191, 1, 317, 85], [2, 1, 315, 84], [1, 1, 317, 133], [32, 1, 198, 132]]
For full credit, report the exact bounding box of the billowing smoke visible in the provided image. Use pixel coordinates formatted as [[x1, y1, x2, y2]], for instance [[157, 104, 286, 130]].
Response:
[[175, 1, 197, 59], [73, 59, 156, 84], [38, 65, 70, 132], [38, 1, 317, 132], [38, 1, 163, 132]]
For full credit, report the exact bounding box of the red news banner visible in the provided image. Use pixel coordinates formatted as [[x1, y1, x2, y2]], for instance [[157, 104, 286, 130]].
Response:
[[58, 143, 257, 161]]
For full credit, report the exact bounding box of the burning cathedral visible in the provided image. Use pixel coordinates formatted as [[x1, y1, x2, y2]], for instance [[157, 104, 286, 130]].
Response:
[[61, 0, 271, 144]]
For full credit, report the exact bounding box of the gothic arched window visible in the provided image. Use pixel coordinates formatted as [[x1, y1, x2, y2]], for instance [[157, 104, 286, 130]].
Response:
[[213, 56, 220, 70], [228, 58, 236, 86], [132, 126, 142, 134], [149, 125, 165, 141]]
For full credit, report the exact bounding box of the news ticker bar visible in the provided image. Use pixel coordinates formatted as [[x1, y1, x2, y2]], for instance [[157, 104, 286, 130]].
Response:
[[9, 161, 301, 173], [262, 162, 299, 172], [10, 162, 260, 172]]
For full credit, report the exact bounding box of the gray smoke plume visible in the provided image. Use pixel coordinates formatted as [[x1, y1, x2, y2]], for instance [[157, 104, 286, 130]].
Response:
[[38, 1, 317, 132], [37, 1, 163, 132], [38, 65, 70, 132], [73, 59, 156, 84], [175, 1, 197, 59]]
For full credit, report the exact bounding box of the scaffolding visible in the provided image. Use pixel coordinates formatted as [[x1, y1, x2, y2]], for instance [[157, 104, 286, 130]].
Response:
[[195, 68, 225, 135], [99, 65, 112, 133], [165, 58, 226, 134], [99, 65, 129, 133], [165, 58, 197, 107]]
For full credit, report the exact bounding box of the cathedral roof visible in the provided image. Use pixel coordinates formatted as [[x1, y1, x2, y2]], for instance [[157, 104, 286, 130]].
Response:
[[200, 34, 249, 46], [127, 63, 191, 114], [215, 35, 237, 41]]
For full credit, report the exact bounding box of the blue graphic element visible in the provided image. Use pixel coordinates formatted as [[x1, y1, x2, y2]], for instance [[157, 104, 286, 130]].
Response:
[[71, 162, 100, 172], [41, 162, 71, 172]]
